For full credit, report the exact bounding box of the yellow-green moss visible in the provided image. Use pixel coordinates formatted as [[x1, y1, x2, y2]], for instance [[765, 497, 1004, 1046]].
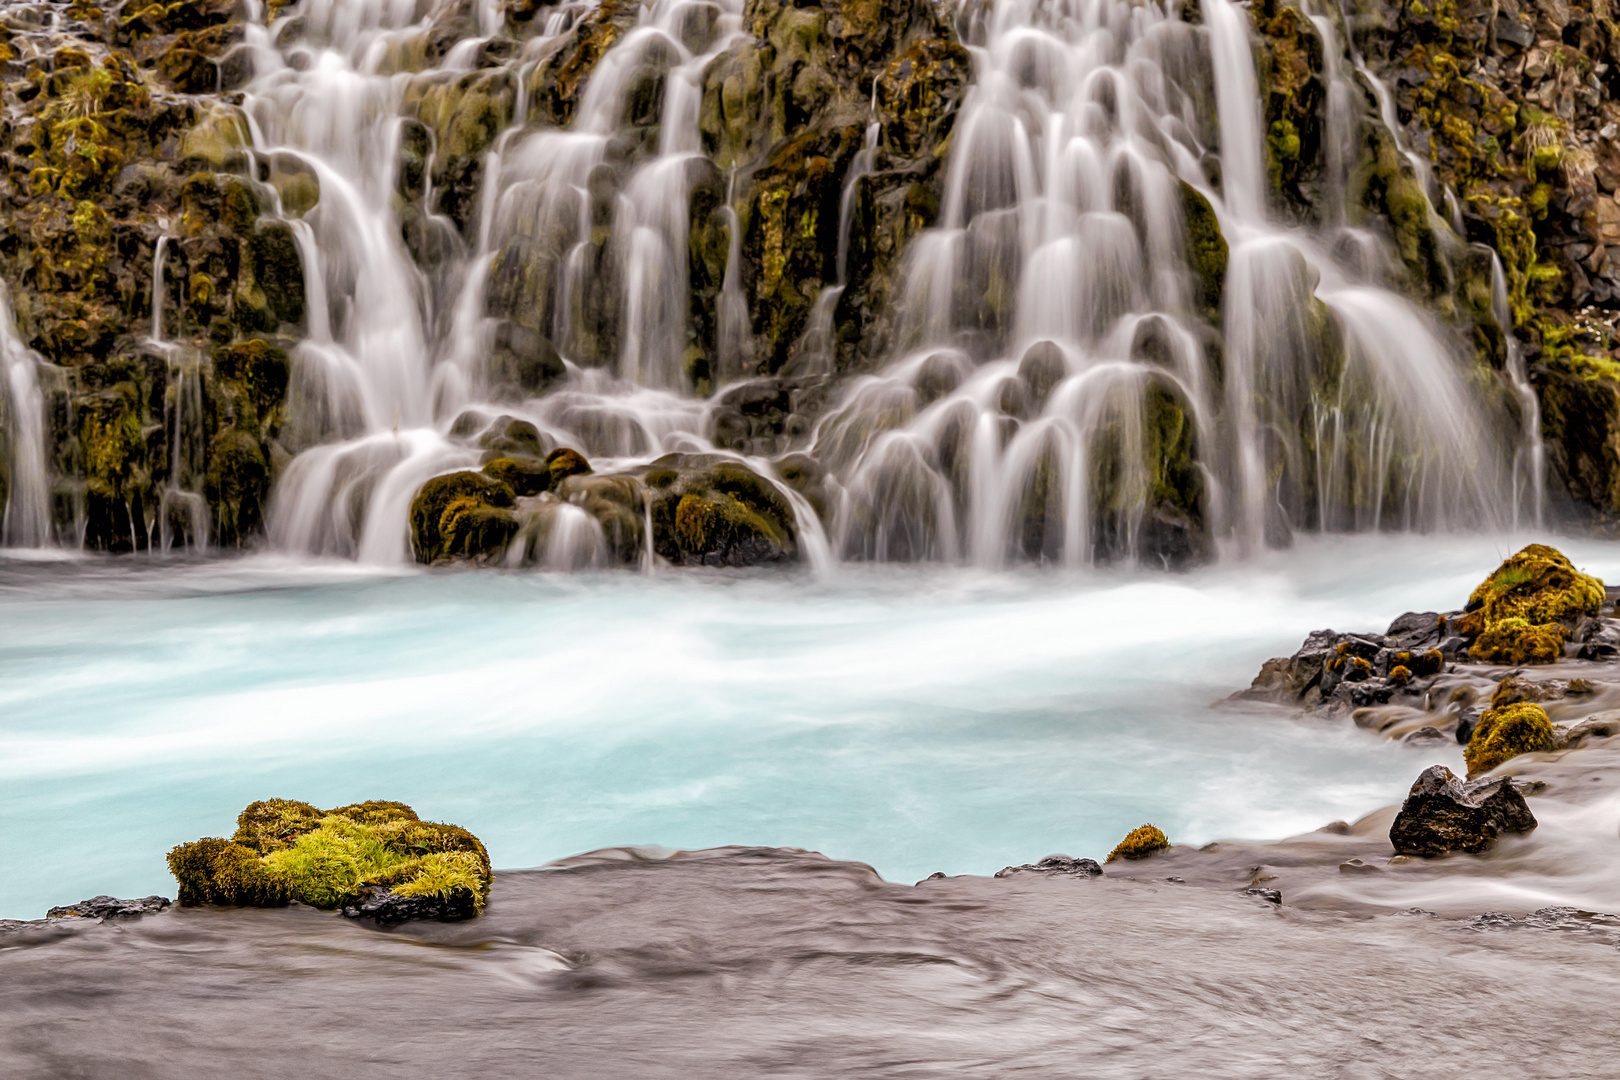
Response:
[[1466, 543, 1603, 629], [167, 799, 492, 913], [1465, 702, 1555, 777], [1105, 824, 1170, 863], [1469, 616, 1565, 664]]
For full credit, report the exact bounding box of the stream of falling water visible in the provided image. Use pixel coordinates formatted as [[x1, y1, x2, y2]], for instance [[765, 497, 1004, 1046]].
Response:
[[0, 0, 1545, 565], [0, 282, 51, 549]]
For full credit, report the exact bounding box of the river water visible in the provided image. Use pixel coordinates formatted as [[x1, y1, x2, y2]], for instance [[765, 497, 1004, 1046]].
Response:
[[6, 533, 1620, 920]]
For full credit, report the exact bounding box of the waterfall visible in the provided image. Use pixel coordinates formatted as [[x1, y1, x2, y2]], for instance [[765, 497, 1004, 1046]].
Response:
[[808, 0, 1517, 565], [0, 283, 51, 548], [0, 0, 1534, 567]]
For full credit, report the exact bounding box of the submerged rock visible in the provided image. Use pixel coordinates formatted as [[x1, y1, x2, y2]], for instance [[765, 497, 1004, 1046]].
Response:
[[167, 799, 491, 923], [994, 855, 1104, 878], [1388, 765, 1538, 857]]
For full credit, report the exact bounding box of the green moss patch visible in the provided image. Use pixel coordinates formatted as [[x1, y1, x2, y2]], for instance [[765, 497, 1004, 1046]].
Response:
[[1466, 702, 1555, 777], [1457, 544, 1602, 664], [167, 799, 491, 914]]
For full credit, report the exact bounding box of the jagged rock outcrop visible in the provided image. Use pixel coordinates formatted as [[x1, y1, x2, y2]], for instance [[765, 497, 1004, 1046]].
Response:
[[0, 1, 303, 550], [1389, 764, 1538, 856]]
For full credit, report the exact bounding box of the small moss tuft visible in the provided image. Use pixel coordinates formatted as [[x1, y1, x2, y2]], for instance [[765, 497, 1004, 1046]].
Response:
[[1106, 824, 1170, 863], [1465, 702, 1556, 777]]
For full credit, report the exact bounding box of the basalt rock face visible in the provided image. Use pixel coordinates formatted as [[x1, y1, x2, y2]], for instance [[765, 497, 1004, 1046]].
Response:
[[15, 0, 1620, 560], [1389, 764, 1538, 856], [0, 0, 302, 551], [1340, 0, 1620, 527]]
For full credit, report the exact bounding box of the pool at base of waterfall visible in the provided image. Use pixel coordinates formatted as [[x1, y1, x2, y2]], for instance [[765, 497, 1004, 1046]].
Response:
[[5, 532, 1620, 920]]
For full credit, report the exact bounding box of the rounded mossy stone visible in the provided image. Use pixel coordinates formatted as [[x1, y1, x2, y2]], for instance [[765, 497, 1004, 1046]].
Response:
[[169, 800, 492, 915], [1105, 824, 1170, 863], [1466, 702, 1556, 778], [545, 447, 591, 487], [1466, 544, 1603, 630], [483, 456, 552, 496], [409, 470, 516, 563]]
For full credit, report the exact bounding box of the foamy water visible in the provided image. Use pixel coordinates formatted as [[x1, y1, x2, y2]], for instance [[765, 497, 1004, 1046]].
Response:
[[4, 533, 1619, 918]]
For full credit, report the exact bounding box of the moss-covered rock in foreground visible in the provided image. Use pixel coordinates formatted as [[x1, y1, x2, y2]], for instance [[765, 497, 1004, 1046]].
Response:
[[167, 799, 491, 924]]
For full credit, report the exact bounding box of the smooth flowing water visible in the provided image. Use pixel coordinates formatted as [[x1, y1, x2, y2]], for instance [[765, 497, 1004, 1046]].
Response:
[[5, 533, 1620, 920]]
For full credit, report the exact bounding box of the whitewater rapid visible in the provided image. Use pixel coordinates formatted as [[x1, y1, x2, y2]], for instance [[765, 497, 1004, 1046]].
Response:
[[5, 533, 1620, 920]]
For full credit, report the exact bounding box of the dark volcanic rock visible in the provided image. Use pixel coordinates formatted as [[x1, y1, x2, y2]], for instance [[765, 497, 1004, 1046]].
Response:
[[1388, 765, 1538, 857], [342, 885, 479, 926], [994, 855, 1103, 878], [46, 895, 171, 920]]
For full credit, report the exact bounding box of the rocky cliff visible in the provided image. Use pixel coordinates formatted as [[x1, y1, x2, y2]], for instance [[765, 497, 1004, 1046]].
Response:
[[3, 0, 1620, 561]]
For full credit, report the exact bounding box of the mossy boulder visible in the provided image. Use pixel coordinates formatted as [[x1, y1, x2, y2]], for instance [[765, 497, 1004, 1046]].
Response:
[[167, 799, 492, 922], [1179, 181, 1226, 319], [1105, 824, 1170, 863], [1465, 702, 1557, 777], [642, 454, 798, 566], [409, 470, 518, 564], [483, 455, 552, 496], [1455, 544, 1603, 663]]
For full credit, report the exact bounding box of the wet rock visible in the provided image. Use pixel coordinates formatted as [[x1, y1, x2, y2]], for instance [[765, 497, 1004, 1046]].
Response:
[[642, 454, 799, 567], [1244, 887, 1283, 905], [994, 855, 1104, 878], [342, 884, 479, 926], [46, 895, 171, 920], [409, 471, 518, 564], [1564, 710, 1620, 746], [1388, 765, 1538, 857], [1402, 725, 1451, 746]]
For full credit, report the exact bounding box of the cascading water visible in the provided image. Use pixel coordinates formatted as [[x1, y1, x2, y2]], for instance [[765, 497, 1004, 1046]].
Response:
[[809, 0, 1525, 567], [0, 283, 52, 548], [24, 0, 1531, 568]]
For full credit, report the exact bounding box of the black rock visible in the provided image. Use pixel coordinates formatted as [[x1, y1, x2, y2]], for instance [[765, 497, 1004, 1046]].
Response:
[[46, 895, 171, 921], [1385, 611, 1444, 652], [1456, 706, 1485, 745], [1495, 17, 1534, 48], [341, 886, 479, 927], [994, 855, 1104, 878], [1388, 765, 1538, 857], [1244, 887, 1282, 904], [1402, 725, 1450, 746]]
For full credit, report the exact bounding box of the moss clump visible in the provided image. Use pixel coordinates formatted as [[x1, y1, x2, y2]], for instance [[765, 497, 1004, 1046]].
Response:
[[167, 799, 492, 914], [1470, 616, 1565, 664], [1465, 702, 1556, 778], [1411, 649, 1444, 678], [1465, 544, 1604, 628], [1455, 545, 1601, 664], [1179, 181, 1227, 320], [1389, 665, 1412, 685], [1105, 824, 1170, 863]]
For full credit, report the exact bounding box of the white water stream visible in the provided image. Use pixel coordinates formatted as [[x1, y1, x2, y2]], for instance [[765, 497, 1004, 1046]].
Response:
[[0, 0, 1535, 566]]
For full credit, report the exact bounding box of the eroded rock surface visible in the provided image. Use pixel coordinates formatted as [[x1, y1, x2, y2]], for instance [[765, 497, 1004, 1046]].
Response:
[[1389, 765, 1538, 857]]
